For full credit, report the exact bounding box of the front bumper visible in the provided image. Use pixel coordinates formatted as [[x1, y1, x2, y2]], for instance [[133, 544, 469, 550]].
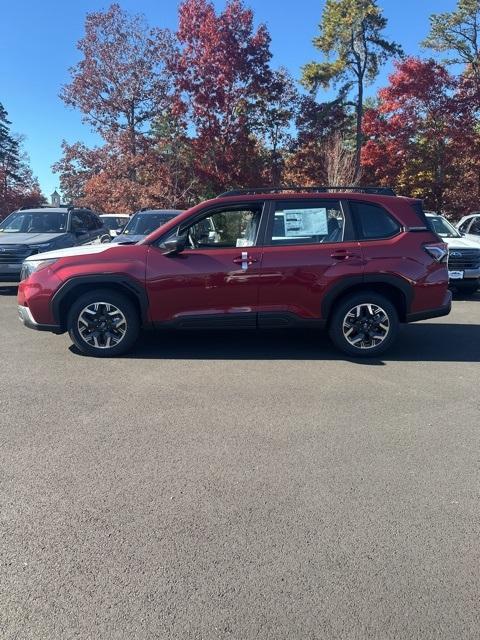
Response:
[[18, 305, 62, 333], [0, 263, 22, 283], [460, 268, 480, 280]]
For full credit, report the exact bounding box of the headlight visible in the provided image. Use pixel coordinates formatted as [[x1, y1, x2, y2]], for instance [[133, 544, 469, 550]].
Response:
[[20, 258, 58, 281]]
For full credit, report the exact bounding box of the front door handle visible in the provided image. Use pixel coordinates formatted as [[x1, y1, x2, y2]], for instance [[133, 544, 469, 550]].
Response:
[[233, 252, 258, 270]]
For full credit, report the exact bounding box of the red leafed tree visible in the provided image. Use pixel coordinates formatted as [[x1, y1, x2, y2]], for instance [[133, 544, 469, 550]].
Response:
[[55, 3, 192, 212], [361, 57, 480, 217], [172, 0, 276, 195], [53, 128, 198, 213], [61, 3, 175, 154]]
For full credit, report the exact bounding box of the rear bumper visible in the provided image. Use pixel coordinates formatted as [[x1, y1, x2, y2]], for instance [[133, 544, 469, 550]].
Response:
[[18, 305, 62, 333], [405, 290, 452, 323]]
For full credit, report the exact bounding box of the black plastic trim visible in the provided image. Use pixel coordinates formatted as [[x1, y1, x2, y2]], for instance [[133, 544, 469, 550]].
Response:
[[406, 299, 452, 323], [157, 313, 256, 330], [258, 312, 326, 329], [321, 274, 414, 320], [51, 275, 149, 326]]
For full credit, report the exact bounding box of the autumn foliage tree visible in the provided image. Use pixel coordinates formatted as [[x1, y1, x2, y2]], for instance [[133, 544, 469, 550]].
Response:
[[61, 4, 175, 151], [54, 1, 295, 211], [56, 3, 178, 211], [171, 0, 284, 195], [361, 57, 480, 217]]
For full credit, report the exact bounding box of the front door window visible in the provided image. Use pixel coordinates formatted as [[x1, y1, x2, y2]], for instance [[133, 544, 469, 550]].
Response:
[[186, 206, 262, 249]]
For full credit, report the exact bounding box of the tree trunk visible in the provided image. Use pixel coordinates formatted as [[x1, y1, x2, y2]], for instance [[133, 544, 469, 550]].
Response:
[[354, 80, 363, 183]]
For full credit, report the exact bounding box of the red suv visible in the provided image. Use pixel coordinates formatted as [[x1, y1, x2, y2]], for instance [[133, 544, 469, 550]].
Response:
[[17, 187, 451, 358]]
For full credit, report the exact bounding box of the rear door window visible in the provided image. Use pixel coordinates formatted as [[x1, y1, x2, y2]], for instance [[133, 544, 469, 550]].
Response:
[[267, 200, 345, 245], [350, 202, 401, 240]]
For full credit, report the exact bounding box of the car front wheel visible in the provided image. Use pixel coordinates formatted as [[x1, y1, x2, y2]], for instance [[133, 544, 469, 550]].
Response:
[[67, 290, 140, 357], [329, 292, 399, 358]]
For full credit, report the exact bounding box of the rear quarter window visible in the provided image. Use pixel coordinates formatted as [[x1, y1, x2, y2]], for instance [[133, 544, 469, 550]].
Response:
[[350, 201, 401, 240]]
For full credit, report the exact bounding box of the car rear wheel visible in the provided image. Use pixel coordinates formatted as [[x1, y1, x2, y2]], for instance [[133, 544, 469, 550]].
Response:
[[67, 290, 140, 357], [329, 292, 399, 358]]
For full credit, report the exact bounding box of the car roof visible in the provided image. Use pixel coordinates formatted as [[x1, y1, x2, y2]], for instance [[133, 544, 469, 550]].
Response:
[[100, 213, 130, 217]]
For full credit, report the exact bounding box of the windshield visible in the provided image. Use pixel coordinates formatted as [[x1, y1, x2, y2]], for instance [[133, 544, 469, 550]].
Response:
[[101, 216, 129, 230], [429, 215, 462, 238], [123, 212, 178, 236], [0, 210, 68, 234]]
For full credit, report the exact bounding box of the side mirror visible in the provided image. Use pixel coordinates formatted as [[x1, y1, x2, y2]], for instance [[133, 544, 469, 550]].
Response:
[[162, 234, 186, 256]]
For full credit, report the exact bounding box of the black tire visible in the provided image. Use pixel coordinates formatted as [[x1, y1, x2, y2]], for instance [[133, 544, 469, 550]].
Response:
[[67, 289, 140, 357], [455, 281, 479, 295], [328, 291, 399, 358]]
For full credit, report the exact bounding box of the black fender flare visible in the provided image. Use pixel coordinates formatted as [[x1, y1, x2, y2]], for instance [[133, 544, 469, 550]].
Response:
[[51, 275, 149, 326], [321, 274, 413, 320]]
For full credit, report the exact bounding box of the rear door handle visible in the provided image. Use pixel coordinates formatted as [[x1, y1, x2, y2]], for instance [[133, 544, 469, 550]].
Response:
[[330, 249, 360, 260]]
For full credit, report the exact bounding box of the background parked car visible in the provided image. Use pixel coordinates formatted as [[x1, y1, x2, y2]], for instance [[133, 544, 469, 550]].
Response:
[[426, 212, 480, 294], [456, 213, 480, 243], [112, 209, 183, 244], [0, 206, 110, 283], [99, 214, 130, 239]]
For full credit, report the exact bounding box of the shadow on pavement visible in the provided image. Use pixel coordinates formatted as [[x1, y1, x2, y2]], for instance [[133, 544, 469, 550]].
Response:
[[71, 322, 480, 364]]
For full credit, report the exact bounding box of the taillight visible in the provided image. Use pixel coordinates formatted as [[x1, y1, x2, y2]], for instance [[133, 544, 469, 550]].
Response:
[[424, 243, 448, 263]]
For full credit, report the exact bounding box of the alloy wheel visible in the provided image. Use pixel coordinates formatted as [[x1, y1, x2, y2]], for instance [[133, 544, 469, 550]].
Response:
[[77, 301, 127, 349], [342, 303, 390, 350]]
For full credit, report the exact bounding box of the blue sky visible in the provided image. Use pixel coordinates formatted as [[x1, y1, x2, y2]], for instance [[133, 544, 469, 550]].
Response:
[[1, 0, 456, 197]]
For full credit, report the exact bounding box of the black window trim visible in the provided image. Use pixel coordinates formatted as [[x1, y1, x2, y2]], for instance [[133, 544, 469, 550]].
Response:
[[263, 198, 354, 247], [468, 216, 480, 234], [153, 200, 268, 250], [347, 199, 403, 242]]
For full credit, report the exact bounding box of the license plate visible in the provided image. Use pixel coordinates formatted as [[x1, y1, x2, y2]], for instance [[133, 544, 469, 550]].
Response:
[[449, 270, 464, 280]]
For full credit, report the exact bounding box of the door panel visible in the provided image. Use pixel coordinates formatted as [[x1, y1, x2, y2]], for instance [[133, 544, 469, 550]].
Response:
[[258, 198, 363, 321], [145, 203, 266, 325], [258, 242, 363, 320], [146, 247, 263, 324]]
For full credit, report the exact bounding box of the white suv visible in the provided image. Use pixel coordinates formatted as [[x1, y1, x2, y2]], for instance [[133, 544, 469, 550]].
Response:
[[427, 212, 480, 294], [456, 213, 480, 243]]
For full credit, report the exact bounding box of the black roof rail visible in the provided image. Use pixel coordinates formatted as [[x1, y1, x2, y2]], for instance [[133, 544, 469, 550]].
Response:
[[218, 186, 397, 197], [19, 204, 68, 210]]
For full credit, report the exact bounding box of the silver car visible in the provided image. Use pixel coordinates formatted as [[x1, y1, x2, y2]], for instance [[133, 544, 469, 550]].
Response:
[[112, 209, 183, 244]]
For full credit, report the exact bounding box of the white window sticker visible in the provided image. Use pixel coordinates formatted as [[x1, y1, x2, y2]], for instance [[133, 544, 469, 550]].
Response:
[[283, 208, 328, 237]]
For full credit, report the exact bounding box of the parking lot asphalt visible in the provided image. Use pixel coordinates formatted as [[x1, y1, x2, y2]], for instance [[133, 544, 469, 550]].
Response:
[[1, 286, 479, 639]]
